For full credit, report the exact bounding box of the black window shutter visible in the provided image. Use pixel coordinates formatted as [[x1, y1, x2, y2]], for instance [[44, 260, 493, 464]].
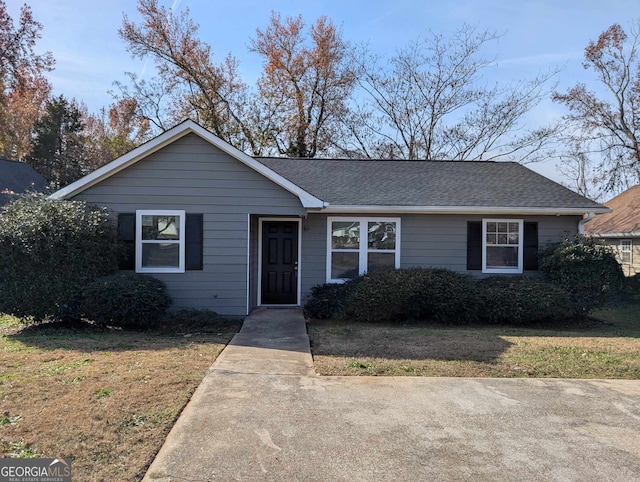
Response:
[[467, 221, 482, 270], [118, 213, 135, 270], [185, 213, 203, 270], [523, 222, 539, 271]]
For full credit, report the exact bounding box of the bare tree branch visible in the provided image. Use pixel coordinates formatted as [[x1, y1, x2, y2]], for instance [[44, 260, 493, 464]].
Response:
[[553, 22, 640, 194], [340, 25, 560, 162]]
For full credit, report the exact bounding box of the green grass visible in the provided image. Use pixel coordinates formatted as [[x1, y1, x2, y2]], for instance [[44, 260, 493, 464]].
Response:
[[308, 298, 640, 378], [0, 313, 22, 329], [591, 301, 640, 332]]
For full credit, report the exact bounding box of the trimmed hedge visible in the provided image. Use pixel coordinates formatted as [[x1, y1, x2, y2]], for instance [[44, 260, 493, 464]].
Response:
[[475, 276, 574, 325], [305, 268, 580, 326], [401, 268, 478, 323], [540, 235, 625, 313], [342, 268, 478, 323], [82, 273, 172, 329], [303, 278, 362, 319]]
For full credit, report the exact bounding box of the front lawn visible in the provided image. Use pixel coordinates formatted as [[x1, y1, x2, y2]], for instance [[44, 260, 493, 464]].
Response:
[[308, 299, 640, 378], [0, 314, 240, 481]]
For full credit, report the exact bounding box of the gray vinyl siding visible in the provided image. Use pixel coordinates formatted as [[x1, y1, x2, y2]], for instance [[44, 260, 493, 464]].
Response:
[[73, 133, 305, 316], [300, 213, 581, 301], [71, 131, 584, 314], [401, 214, 579, 272], [300, 214, 328, 302]]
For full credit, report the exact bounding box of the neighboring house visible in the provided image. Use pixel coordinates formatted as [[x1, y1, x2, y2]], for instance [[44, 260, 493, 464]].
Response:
[[49, 120, 608, 316], [0, 157, 47, 206], [583, 185, 640, 276]]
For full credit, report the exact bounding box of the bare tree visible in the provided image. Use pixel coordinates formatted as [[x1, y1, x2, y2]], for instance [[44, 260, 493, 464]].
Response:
[[340, 25, 559, 161], [118, 0, 260, 152], [251, 13, 356, 157], [553, 22, 640, 193], [117, 7, 558, 163], [118, 3, 356, 157], [555, 142, 603, 200], [112, 73, 177, 133]]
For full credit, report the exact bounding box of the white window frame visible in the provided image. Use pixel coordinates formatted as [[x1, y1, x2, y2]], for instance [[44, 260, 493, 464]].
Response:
[[326, 217, 401, 283], [482, 219, 524, 274], [620, 239, 632, 265], [136, 210, 186, 273]]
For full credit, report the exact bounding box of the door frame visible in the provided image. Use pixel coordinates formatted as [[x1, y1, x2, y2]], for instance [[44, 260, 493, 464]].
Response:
[[257, 217, 302, 307]]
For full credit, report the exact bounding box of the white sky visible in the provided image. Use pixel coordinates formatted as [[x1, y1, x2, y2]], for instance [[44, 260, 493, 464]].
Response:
[[6, 0, 639, 186]]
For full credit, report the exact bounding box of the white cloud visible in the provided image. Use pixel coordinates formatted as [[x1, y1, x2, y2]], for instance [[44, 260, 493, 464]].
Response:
[[496, 51, 582, 67]]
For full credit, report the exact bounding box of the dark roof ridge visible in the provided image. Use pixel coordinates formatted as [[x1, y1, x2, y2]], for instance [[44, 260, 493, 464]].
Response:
[[255, 156, 509, 164]]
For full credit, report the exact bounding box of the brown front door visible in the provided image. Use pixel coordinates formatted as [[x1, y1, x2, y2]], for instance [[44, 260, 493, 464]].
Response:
[[261, 221, 298, 304]]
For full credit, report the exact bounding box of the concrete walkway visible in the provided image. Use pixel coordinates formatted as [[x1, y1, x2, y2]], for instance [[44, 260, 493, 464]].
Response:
[[144, 308, 640, 481], [211, 308, 314, 377]]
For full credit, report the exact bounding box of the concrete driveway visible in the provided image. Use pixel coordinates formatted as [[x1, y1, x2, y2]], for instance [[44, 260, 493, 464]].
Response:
[[144, 309, 640, 481]]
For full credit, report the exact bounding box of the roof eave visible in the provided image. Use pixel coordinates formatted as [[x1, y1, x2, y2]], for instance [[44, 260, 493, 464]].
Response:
[[312, 205, 611, 215], [589, 232, 640, 238]]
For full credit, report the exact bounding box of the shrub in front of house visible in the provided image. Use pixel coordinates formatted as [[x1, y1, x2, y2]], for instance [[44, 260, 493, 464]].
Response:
[[82, 273, 172, 329], [400, 268, 478, 323], [475, 276, 574, 325], [0, 194, 120, 322], [539, 235, 625, 314], [626, 273, 640, 294], [340, 270, 410, 322], [303, 278, 363, 319], [341, 268, 478, 323], [306, 268, 580, 325]]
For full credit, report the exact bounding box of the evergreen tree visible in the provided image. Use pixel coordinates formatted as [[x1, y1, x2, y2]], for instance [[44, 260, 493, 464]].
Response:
[[27, 95, 88, 185]]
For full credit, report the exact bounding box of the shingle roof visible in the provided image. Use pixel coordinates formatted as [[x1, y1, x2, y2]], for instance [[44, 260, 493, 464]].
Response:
[[0, 158, 47, 206], [583, 185, 640, 236], [256, 158, 605, 210]]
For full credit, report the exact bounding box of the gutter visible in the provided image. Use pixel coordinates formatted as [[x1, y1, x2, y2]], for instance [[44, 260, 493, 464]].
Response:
[[589, 232, 640, 238], [578, 212, 595, 234], [308, 205, 610, 216]]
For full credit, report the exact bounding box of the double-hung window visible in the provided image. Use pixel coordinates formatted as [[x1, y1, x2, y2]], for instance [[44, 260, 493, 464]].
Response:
[[327, 217, 400, 282], [482, 219, 524, 273], [620, 239, 632, 265], [136, 210, 186, 273]]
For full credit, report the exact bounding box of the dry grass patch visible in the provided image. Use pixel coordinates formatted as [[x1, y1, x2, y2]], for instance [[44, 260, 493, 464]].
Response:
[[308, 300, 640, 379], [0, 314, 240, 481]]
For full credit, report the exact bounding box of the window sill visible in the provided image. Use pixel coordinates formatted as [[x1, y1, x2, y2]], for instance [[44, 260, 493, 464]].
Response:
[[482, 267, 523, 274], [326, 278, 349, 284], [136, 267, 185, 274]]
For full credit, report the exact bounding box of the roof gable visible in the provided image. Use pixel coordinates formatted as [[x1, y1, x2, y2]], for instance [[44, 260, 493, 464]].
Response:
[[583, 185, 640, 236], [49, 120, 325, 209]]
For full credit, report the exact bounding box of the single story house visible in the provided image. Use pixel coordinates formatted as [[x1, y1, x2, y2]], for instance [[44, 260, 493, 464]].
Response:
[[583, 185, 640, 276], [50, 120, 608, 316], [0, 157, 47, 206]]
